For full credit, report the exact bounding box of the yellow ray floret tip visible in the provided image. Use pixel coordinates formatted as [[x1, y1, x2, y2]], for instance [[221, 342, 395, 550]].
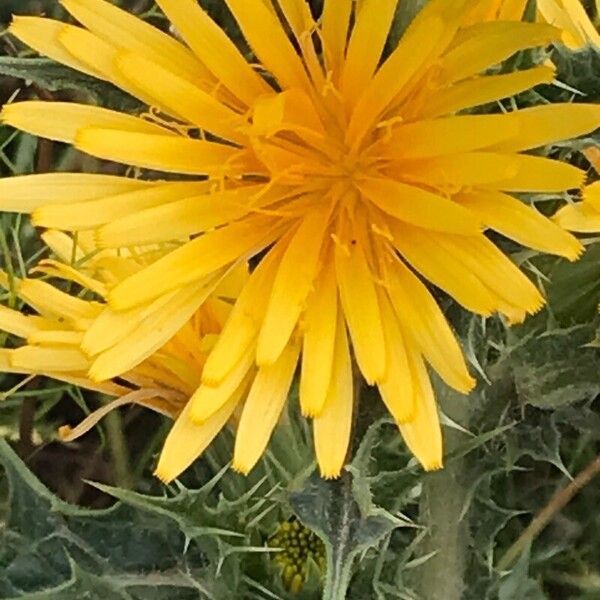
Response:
[[423, 458, 444, 472], [318, 466, 343, 480], [57, 425, 73, 441], [231, 460, 252, 476], [153, 466, 174, 485]]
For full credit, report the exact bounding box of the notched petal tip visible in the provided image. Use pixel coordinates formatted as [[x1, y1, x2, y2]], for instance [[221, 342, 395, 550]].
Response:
[[318, 468, 343, 481], [563, 237, 586, 262], [153, 466, 174, 484], [231, 461, 251, 476], [57, 424, 74, 441], [423, 460, 444, 472], [454, 373, 477, 395], [87, 361, 111, 384]]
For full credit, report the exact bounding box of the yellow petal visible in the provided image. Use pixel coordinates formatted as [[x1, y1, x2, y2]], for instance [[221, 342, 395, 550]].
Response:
[[18, 278, 102, 323], [108, 216, 283, 310], [233, 340, 301, 474], [462, 0, 502, 23], [0, 173, 152, 213], [257, 207, 330, 365], [155, 389, 242, 483], [539, 0, 600, 48], [41, 230, 88, 263], [60, 390, 159, 442], [384, 255, 474, 393], [0, 306, 53, 338], [490, 104, 600, 152], [34, 182, 209, 231], [432, 232, 545, 318], [553, 201, 600, 232], [191, 353, 255, 424], [30, 260, 107, 297], [376, 294, 416, 424], [584, 180, 600, 211], [335, 219, 386, 384], [89, 277, 221, 381], [8, 16, 100, 77], [390, 224, 497, 316], [74, 128, 238, 176], [341, 0, 398, 104], [60, 0, 209, 85], [358, 177, 481, 235], [202, 242, 284, 386], [155, 0, 270, 107], [313, 312, 353, 479], [56, 26, 158, 107], [225, 0, 310, 90], [82, 290, 180, 357], [398, 350, 443, 471], [456, 189, 583, 260], [299, 259, 338, 418], [96, 185, 275, 247], [439, 22, 560, 84], [485, 154, 586, 193], [378, 114, 518, 159], [1, 101, 169, 144], [395, 152, 585, 192], [276, 0, 314, 40], [419, 66, 555, 119], [321, 0, 353, 75], [11, 346, 89, 373], [27, 330, 85, 346], [347, 14, 446, 148], [115, 51, 246, 144], [499, 0, 528, 19]]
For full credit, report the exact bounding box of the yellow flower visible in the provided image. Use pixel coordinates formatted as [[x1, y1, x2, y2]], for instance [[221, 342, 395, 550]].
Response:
[[0, 230, 248, 478], [0, 0, 597, 480]]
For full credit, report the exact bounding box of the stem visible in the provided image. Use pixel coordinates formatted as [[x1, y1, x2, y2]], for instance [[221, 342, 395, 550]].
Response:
[[497, 453, 600, 571], [322, 557, 352, 600], [322, 475, 354, 600], [104, 408, 134, 489], [415, 386, 470, 600], [18, 397, 36, 459]]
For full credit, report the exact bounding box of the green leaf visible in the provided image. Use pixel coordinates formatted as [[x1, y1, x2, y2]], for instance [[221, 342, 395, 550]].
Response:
[[0, 58, 141, 112], [290, 472, 402, 600], [547, 245, 600, 325], [506, 322, 600, 410], [0, 438, 246, 599]]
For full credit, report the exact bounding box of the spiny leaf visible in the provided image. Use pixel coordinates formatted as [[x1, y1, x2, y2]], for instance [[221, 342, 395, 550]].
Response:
[[290, 472, 402, 599], [0, 438, 238, 599]]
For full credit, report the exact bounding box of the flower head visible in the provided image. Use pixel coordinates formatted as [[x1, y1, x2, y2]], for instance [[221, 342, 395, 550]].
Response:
[[1, 0, 598, 480], [0, 230, 248, 478], [269, 518, 325, 593]]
